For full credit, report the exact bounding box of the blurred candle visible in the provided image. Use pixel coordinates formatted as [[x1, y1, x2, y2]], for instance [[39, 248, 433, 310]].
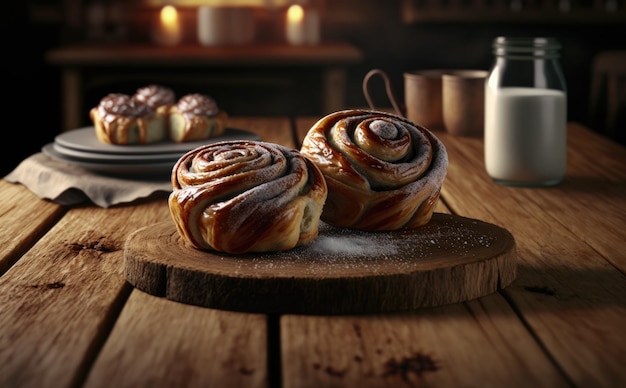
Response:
[[285, 5, 319, 45], [198, 6, 255, 46], [286, 5, 305, 45], [152, 5, 182, 46], [305, 7, 320, 45]]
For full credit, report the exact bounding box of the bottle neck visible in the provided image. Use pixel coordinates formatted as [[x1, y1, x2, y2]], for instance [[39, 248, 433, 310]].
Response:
[[488, 37, 567, 92], [493, 37, 561, 60]]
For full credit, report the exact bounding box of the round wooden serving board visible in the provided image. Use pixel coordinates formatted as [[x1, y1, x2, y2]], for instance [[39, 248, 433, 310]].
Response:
[[124, 213, 516, 315]]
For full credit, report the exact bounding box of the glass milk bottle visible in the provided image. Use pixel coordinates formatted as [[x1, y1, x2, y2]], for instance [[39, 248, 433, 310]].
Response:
[[485, 37, 567, 186]]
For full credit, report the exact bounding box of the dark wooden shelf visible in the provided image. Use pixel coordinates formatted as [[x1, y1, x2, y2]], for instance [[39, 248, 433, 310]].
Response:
[[401, 0, 626, 24], [46, 42, 364, 67], [45, 42, 364, 131]]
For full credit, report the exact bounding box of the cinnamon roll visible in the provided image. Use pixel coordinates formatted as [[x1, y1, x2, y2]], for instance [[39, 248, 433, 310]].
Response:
[[168, 93, 228, 143], [90, 93, 166, 144], [300, 109, 448, 231], [132, 84, 176, 110], [169, 140, 328, 254]]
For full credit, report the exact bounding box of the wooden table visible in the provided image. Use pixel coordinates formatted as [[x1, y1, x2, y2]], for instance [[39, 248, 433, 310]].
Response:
[[45, 43, 364, 131], [1, 118, 625, 387]]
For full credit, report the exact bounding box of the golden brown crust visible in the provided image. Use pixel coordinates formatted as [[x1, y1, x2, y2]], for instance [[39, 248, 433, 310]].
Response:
[[90, 93, 166, 145], [168, 140, 328, 254], [300, 109, 448, 231], [90, 88, 228, 145], [168, 94, 228, 143]]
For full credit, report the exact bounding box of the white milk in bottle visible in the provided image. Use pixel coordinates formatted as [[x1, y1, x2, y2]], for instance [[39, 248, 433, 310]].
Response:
[[485, 37, 567, 186]]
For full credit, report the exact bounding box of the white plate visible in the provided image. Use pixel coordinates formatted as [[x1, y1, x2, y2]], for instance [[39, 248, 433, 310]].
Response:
[[55, 127, 260, 155], [42, 143, 176, 178]]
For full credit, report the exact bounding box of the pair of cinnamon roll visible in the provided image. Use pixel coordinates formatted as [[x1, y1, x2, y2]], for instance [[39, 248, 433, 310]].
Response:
[[168, 110, 448, 254]]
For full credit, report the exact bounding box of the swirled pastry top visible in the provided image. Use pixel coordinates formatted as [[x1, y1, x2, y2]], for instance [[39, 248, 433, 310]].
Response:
[[132, 85, 175, 109], [169, 140, 328, 254], [174, 94, 221, 118], [94, 93, 154, 123], [300, 109, 448, 231]]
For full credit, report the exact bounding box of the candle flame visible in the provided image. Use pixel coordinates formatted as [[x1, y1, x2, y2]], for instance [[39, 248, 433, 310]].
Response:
[[287, 4, 304, 23], [160, 5, 179, 27]]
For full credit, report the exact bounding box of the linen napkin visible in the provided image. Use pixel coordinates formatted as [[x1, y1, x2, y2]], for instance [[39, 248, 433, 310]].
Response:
[[4, 153, 172, 208]]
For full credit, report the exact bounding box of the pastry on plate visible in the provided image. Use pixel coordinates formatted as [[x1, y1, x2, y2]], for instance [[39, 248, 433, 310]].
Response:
[[168, 93, 228, 143], [90, 93, 167, 145], [132, 84, 176, 110], [300, 109, 448, 231], [169, 140, 328, 254]]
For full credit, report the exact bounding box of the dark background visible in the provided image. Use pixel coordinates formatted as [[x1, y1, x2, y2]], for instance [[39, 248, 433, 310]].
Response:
[[4, 0, 625, 177]]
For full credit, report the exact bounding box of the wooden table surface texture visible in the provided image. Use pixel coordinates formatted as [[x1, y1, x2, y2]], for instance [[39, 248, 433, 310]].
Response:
[[1, 118, 625, 388]]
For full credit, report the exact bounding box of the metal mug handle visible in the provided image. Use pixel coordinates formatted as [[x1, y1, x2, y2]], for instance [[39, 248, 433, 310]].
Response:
[[362, 69, 405, 118]]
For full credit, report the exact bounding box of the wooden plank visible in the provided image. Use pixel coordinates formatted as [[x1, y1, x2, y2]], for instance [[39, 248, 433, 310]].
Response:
[[434, 124, 626, 386], [45, 43, 364, 67], [294, 116, 321, 148], [0, 197, 269, 387], [84, 290, 267, 388], [0, 200, 169, 388], [557, 123, 626, 266], [0, 180, 65, 275], [439, 123, 626, 269], [282, 295, 567, 387], [227, 117, 295, 149]]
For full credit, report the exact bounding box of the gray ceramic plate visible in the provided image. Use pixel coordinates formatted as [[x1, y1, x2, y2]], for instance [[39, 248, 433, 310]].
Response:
[[42, 143, 176, 177], [54, 127, 260, 155], [52, 142, 184, 163]]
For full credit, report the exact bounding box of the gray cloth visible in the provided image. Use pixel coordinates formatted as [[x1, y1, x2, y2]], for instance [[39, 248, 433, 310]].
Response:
[[4, 153, 171, 207]]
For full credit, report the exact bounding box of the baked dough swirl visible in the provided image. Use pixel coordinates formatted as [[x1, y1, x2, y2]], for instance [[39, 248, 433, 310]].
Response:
[[300, 109, 448, 231], [169, 140, 328, 254], [90, 93, 166, 144]]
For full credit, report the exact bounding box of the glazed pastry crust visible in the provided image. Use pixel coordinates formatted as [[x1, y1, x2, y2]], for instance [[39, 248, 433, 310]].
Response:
[[90, 93, 166, 145], [169, 140, 328, 254], [169, 94, 228, 143], [132, 84, 175, 110], [300, 109, 448, 231]]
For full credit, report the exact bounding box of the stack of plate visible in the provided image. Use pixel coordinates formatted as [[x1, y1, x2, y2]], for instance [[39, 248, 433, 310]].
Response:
[[42, 126, 260, 179]]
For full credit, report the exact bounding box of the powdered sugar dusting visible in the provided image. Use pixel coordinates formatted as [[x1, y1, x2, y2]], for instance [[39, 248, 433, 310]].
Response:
[[308, 234, 398, 256], [369, 119, 398, 139], [222, 215, 505, 277]]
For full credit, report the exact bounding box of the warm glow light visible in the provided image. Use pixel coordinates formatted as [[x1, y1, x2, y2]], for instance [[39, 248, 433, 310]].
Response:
[[287, 4, 304, 23], [285, 4, 319, 45], [147, 0, 291, 6], [160, 5, 179, 28], [152, 5, 182, 45]]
